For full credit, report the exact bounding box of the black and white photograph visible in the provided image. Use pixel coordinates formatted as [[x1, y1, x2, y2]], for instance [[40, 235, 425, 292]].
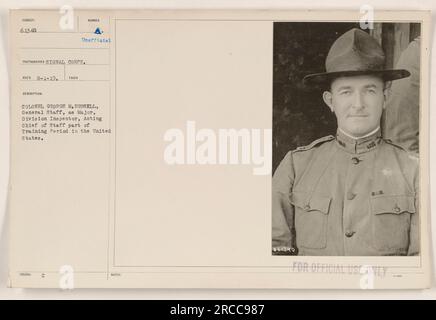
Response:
[[272, 22, 421, 256]]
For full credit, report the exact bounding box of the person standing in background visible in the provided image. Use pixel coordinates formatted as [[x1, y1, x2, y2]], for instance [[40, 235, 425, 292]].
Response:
[[383, 37, 420, 153]]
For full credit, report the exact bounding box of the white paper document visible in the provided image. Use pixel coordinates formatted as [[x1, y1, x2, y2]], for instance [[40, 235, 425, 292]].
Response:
[[8, 9, 431, 288]]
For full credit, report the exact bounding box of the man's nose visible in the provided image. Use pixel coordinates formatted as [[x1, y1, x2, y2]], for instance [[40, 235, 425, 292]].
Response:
[[351, 92, 365, 110]]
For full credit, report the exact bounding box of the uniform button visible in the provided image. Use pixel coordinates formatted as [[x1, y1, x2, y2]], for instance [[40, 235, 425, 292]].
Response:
[[304, 205, 311, 211], [394, 206, 401, 213], [351, 157, 361, 165], [345, 231, 355, 238], [347, 192, 356, 200]]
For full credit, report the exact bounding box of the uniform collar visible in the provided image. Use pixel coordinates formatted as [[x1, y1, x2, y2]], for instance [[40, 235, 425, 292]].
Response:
[[336, 127, 382, 154]]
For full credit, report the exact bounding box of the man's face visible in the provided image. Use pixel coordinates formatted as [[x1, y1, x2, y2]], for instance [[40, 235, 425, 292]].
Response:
[[322, 75, 387, 137]]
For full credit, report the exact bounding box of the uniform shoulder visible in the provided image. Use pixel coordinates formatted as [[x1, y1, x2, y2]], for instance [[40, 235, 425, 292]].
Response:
[[383, 138, 419, 162], [383, 138, 406, 151], [383, 138, 417, 154], [294, 135, 335, 153]]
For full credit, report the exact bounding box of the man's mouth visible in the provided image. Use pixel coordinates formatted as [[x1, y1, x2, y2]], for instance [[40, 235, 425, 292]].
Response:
[[347, 114, 369, 118]]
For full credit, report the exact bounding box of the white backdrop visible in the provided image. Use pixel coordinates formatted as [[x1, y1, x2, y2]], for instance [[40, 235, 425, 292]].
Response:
[[0, 0, 435, 299]]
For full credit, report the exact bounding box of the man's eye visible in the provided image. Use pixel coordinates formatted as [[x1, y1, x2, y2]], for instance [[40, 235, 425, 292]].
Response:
[[367, 89, 376, 94], [340, 90, 351, 95]]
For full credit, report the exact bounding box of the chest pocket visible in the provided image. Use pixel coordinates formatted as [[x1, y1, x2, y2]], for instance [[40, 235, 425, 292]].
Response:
[[290, 191, 331, 249], [370, 195, 415, 254]]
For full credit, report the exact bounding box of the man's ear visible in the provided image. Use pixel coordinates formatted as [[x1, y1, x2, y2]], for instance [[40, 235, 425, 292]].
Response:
[[322, 91, 334, 112]]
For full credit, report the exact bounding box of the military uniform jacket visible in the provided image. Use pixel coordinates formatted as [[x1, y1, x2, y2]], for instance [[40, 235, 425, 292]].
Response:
[[272, 129, 419, 256]]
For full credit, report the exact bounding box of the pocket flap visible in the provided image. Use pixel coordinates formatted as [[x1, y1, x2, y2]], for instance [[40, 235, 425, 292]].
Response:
[[290, 191, 331, 214], [370, 195, 416, 215]]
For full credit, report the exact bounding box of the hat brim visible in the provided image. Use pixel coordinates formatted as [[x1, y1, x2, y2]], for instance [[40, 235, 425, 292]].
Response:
[[303, 69, 411, 87]]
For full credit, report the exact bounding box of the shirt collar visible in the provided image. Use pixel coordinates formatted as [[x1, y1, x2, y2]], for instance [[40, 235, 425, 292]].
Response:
[[336, 127, 382, 154]]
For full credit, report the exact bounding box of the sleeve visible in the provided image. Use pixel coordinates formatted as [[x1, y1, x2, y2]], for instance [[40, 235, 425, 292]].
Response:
[[407, 157, 419, 256], [272, 151, 297, 255]]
